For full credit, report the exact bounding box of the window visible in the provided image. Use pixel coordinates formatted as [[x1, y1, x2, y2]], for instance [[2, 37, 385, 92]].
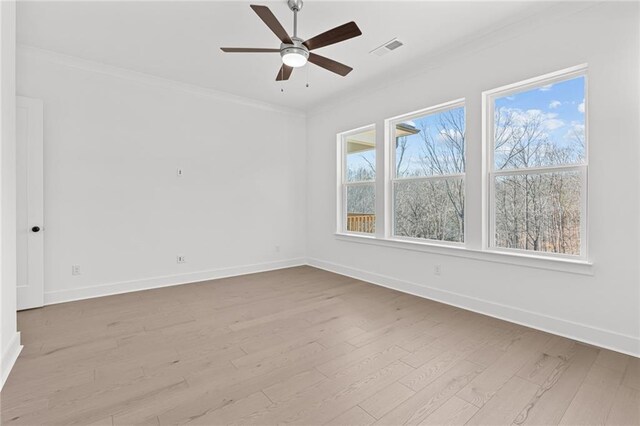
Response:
[[389, 100, 466, 243], [487, 69, 587, 257], [339, 125, 376, 234], [335, 65, 590, 271]]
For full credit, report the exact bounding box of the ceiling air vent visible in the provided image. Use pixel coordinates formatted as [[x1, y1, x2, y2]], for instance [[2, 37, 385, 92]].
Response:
[[370, 38, 404, 57]]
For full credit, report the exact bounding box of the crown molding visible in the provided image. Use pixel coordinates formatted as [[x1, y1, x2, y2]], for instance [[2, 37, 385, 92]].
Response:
[[17, 44, 305, 118]]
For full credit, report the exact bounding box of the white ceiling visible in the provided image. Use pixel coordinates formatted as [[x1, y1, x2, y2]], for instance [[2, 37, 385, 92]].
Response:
[[17, 1, 558, 111]]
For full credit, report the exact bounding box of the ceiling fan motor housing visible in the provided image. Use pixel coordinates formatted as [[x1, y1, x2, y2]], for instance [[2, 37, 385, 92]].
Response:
[[280, 37, 309, 66]]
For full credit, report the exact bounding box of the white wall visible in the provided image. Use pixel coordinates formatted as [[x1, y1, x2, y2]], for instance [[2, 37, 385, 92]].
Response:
[[306, 3, 640, 355], [16, 47, 307, 304], [1, 0, 22, 389]]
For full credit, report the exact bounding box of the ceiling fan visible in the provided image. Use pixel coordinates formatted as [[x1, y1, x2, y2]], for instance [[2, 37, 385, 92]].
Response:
[[221, 0, 362, 81]]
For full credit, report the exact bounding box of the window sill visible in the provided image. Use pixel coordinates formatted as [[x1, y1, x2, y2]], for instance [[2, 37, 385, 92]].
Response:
[[334, 233, 594, 276]]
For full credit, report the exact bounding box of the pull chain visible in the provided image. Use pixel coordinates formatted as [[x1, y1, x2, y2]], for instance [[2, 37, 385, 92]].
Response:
[[280, 66, 285, 93]]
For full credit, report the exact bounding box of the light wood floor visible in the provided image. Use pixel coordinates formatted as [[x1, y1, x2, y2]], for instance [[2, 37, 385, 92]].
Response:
[[1, 266, 638, 425]]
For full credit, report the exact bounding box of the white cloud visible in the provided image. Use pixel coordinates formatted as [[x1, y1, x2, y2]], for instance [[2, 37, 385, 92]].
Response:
[[499, 107, 564, 133], [564, 121, 585, 143], [565, 121, 584, 134], [539, 84, 554, 92], [570, 122, 585, 133], [545, 119, 565, 130], [549, 100, 562, 109], [437, 128, 463, 142], [578, 99, 585, 113]]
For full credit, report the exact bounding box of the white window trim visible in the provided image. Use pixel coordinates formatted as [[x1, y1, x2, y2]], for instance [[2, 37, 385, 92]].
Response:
[[334, 232, 593, 275], [483, 64, 589, 261], [337, 124, 376, 236], [334, 66, 593, 275], [386, 99, 467, 247]]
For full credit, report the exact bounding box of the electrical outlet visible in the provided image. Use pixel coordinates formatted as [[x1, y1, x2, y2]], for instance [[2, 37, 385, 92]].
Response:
[[177, 255, 186, 264], [177, 168, 184, 177], [434, 265, 441, 276], [72, 265, 81, 276]]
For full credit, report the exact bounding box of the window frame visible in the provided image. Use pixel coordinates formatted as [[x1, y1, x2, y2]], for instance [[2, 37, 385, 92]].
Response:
[[337, 124, 377, 236], [483, 65, 589, 260], [386, 99, 467, 247], [333, 65, 592, 274]]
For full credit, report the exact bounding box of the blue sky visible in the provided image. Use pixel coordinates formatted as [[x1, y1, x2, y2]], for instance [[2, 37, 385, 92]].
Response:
[[346, 75, 585, 179], [395, 106, 465, 177], [347, 108, 466, 179], [495, 75, 586, 159], [496, 76, 585, 125], [346, 140, 376, 181]]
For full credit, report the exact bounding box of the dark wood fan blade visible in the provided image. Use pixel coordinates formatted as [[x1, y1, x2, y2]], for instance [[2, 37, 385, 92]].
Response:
[[250, 5, 292, 44], [276, 64, 293, 81], [220, 48, 280, 53], [303, 21, 362, 51], [308, 53, 353, 76]]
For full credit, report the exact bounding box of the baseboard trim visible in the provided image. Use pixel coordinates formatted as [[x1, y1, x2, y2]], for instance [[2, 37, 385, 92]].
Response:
[[1, 332, 22, 391], [31, 257, 640, 358], [307, 258, 640, 357], [44, 258, 307, 306]]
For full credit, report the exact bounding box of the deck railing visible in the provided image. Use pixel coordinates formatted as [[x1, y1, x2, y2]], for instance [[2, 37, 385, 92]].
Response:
[[347, 214, 375, 234]]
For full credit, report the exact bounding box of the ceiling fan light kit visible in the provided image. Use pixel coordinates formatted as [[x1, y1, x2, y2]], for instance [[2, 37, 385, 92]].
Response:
[[281, 39, 309, 68], [221, 0, 362, 81]]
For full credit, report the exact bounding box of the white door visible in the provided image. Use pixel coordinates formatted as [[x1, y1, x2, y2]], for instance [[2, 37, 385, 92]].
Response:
[[16, 96, 44, 310]]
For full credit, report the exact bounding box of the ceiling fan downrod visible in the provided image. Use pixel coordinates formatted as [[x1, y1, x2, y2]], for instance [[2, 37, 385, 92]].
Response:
[[288, 0, 303, 38]]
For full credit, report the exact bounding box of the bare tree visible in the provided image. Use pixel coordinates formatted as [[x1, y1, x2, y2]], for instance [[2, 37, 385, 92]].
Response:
[[394, 108, 465, 242], [345, 106, 582, 254], [494, 107, 582, 254]]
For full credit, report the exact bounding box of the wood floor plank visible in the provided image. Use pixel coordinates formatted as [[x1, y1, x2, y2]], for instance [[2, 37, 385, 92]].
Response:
[[465, 376, 540, 425], [464, 329, 524, 368], [456, 331, 552, 407], [374, 360, 483, 425], [399, 333, 494, 393], [229, 296, 343, 331], [400, 319, 501, 369], [622, 357, 640, 390], [325, 406, 376, 426], [512, 343, 599, 425], [317, 326, 368, 348], [359, 381, 415, 420], [209, 360, 413, 425], [316, 342, 409, 378], [558, 364, 625, 425], [418, 395, 479, 425], [48, 374, 188, 425], [0, 364, 94, 412], [85, 416, 115, 426], [516, 352, 563, 385], [185, 391, 273, 425], [595, 348, 631, 373], [605, 385, 640, 426], [292, 361, 414, 425], [2, 266, 637, 426], [262, 368, 328, 403], [147, 342, 357, 425]]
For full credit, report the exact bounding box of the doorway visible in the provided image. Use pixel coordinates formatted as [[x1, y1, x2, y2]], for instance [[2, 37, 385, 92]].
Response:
[[16, 96, 44, 310]]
